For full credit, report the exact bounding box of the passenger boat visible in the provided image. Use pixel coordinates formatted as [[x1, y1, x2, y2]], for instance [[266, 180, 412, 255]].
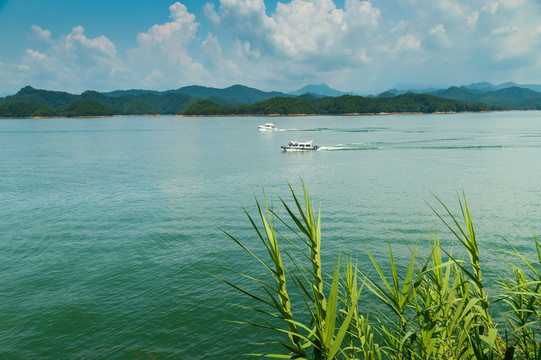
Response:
[[258, 122, 277, 131], [281, 140, 319, 151]]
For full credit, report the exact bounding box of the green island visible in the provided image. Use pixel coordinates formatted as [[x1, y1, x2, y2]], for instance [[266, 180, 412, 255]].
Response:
[[2, 83, 541, 118], [222, 183, 541, 359]]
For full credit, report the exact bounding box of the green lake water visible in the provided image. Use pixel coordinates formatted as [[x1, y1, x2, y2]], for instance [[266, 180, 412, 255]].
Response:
[[1, 112, 540, 358]]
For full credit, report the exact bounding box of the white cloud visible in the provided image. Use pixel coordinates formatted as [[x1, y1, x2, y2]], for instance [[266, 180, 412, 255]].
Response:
[[204, 3, 221, 26], [428, 24, 451, 47], [135, 3, 198, 47], [272, 0, 344, 57], [25, 49, 47, 61], [396, 34, 421, 51], [57, 26, 117, 63], [30, 25, 52, 43], [413, 0, 480, 32], [500, 0, 527, 9], [144, 69, 165, 87], [200, 33, 242, 82], [207, 0, 383, 85], [491, 25, 518, 36], [482, 2, 499, 14], [49, 26, 127, 87], [345, 0, 380, 28], [476, 0, 541, 66], [127, 2, 208, 88], [467, 11, 479, 29], [2, 25, 129, 91], [214, 0, 276, 57], [391, 20, 409, 33], [437, 0, 467, 17]]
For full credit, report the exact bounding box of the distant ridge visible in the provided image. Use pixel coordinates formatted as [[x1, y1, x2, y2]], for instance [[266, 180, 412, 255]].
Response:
[[289, 84, 348, 97], [464, 81, 495, 90], [462, 82, 541, 93], [104, 89, 162, 97], [171, 84, 288, 104], [429, 85, 541, 108], [386, 81, 541, 95], [107, 84, 287, 105], [376, 91, 397, 98], [431, 86, 476, 101]]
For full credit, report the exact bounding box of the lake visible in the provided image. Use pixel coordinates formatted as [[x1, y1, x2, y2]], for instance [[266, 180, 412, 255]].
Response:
[[1, 111, 540, 359]]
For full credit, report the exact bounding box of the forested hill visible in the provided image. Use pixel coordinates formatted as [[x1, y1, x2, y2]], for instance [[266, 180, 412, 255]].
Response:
[[2, 83, 541, 117], [105, 84, 288, 105], [0, 85, 286, 117], [180, 94, 489, 115], [429, 86, 541, 109]]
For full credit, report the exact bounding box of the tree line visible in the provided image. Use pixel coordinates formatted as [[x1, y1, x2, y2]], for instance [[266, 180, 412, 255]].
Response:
[[0, 86, 492, 117], [181, 93, 490, 116]]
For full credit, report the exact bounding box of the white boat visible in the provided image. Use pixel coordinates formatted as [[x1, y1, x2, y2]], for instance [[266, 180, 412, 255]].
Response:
[[281, 140, 319, 151], [258, 122, 277, 131]]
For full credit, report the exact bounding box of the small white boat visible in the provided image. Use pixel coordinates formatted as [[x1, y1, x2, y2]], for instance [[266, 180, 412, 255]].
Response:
[[281, 140, 319, 151], [258, 122, 277, 131]]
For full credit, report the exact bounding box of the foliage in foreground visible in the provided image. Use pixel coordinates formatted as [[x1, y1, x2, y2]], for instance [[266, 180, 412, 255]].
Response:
[[220, 183, 541, 359]]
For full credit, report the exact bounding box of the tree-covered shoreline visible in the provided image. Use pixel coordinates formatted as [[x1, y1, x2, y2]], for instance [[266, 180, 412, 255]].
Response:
[[0, 88, 490, 118], [180, 93, 490, 116], [3, 83, 541, 118]]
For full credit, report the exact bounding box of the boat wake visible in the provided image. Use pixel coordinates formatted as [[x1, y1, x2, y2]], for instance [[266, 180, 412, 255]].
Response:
[[279, 127, 386, 132], [318, 143, 381, 151], [317, 140, 506, 151], [278, 128, 331, 132]]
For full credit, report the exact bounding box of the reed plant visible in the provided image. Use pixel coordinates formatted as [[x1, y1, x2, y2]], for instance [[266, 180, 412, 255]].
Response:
[[219, 183, 541, 359]]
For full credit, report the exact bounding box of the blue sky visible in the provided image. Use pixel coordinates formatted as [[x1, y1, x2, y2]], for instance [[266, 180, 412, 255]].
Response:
[[1, 0, 540, 95]]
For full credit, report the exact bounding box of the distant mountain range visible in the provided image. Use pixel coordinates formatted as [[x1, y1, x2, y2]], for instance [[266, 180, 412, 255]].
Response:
[[429, 86, 541, 108], [288, 84, 350, 97], [1, 81, 541, 117], [385, 81, 541, 96], [380, 82, 541, 109], [106, 84, 287, 106]]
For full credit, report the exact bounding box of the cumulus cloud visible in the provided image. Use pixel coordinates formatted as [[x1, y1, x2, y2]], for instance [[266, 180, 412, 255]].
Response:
[[391, 20, 409, 33], [467, 11, 479, 29], [372, 0, 541, 85], [30, 25, 52, 43], [4, 24, 130, 91], [57, 26, 118, 65], [482, 2, 499, 14], [25, 49, 47, 61], [21, 48, 74, 83], [200, 33, 241, 79], [107, 0, 541, 90], [203, 0, 385, 87], [204, 2, 221, 26], [476, 0, 541, 65], [272, 0, 344, 57], [396, 34, 421, 51], [214, 0, 276, 58], [212, 0, 381, 60], [428, 24, 451, 47], [127, 2, 207, 88], [135, 2, 198, 49], [491, 25, 518, 36], [500, 0, 527, 9]]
